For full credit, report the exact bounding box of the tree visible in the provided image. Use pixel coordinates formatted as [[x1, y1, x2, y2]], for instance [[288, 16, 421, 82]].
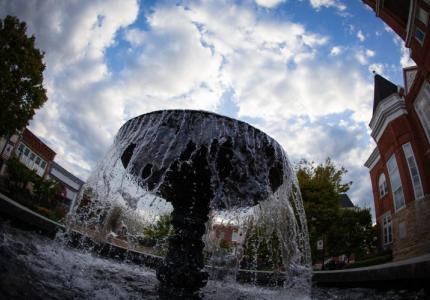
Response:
[[143, 214, 173, 240], [328, 208, 376, 261], [33, 176, 62, 205], [0, 15, 47, 136], [240, 220, 283, 271], [6, 156, 38, 189], [296, 159, 351, 261]]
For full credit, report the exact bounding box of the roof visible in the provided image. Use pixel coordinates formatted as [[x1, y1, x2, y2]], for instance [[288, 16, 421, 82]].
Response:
[[373, 74, 398, 113], [50, 161, 85, 187], [339, 194, 354, 208], [22, 128, 56, 161]]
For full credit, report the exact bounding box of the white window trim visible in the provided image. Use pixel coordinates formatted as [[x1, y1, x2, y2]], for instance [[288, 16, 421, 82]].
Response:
[[405, 0, 417, 47], [382, 213, 393, 245], [15, 143, 47, 177], [417, 7, 429, 26], [415, 26, 426, 45], [402, 143, 424, 200], [387, 154, 406, 212], [378, 173, 388, 198], [414, 81, 430, 143]]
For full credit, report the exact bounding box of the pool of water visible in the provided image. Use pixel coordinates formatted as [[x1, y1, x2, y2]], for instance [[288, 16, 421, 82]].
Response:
[[0, 220, 426, 300]]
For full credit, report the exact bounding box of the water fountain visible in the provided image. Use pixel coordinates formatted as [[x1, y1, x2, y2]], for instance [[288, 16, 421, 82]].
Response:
[[1, 110, 428, 299], [71, 110, 311, 298]]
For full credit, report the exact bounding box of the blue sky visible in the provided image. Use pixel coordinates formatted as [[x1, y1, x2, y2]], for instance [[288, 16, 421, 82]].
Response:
[[0, 0, 415, 217]]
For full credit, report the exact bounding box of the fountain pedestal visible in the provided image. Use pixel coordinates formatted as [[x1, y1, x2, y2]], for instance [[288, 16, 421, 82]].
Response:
[[155, 146, 212, 297]]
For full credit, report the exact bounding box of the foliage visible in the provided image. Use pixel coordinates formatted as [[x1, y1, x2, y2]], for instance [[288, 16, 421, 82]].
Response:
[[0, 15, 47, 136], [103, 205, 125, 233], [328, 208, 376, 259], [5, 156, 64, 212], [143, 214, 172, 240], [296, 158, 375, 263], [6, 156, 37, 188], [241, 221, 283, 271], [345, 252, 392, 269], [142, 214, 173, 256], [33, 176, 62, 202]]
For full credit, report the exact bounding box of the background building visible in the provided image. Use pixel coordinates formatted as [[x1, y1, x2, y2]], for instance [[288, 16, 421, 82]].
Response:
[[0, 128, 84, 209], [1, 128, 56, 179], [338, 193, 355, 209], [49, 161, 84, 204], [363, 0, 430, 73]]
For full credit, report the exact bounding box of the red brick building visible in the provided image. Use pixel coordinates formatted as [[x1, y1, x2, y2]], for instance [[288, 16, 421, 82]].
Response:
[[362, 0, 430, 73], [364, 0, 430, 261], [0, 128, 56, 178]]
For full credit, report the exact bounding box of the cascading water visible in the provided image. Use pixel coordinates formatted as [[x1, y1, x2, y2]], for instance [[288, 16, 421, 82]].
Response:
[[69, 110, 311, 297]]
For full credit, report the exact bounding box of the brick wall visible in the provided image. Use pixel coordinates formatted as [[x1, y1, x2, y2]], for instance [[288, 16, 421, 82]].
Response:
[[392, 195, 430, 261]]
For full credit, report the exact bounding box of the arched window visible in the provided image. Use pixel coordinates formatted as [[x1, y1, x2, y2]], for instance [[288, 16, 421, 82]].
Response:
[[378, 173, 388, 198]]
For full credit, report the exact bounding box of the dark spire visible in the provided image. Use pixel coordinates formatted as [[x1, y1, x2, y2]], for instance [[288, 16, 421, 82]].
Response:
[[373, 74, 398, 113], [338, 194, 354, 208]]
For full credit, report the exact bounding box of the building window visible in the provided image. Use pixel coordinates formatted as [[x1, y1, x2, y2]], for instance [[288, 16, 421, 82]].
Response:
[[23, 147, 30, 156], [415, 26, 426, 44], [387, 154, 405, 211], [40, 161, 47, 169], [18, 144, 24, 152], [402, 143, 424, 200], [383, 214, 393, 245], [378, 173, 388, 198], [417, 8, 429, 25], [415, 82, 430, 142]]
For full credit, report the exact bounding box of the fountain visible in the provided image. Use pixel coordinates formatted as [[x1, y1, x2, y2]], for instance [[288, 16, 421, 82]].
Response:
[[71, 110, 311, 298]]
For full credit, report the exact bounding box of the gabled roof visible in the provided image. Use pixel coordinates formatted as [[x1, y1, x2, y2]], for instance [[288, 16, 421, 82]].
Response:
[[373, 74, 398, 113], [339, 194, 354, 208]]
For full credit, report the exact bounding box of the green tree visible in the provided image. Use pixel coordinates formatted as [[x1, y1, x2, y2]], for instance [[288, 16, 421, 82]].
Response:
[[33, 176, 61, 204], [6, 156, 37, 189], [296, 158, 352, 263], [297, 159, 376, 266], [0, 15, 47, 136], [328, 208, 376, 260], [241, 221, 283, 271], [143, 214, 173, 240]]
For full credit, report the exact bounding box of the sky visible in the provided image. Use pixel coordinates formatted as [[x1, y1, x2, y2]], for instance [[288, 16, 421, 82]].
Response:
[[0, 0, 415, 218]]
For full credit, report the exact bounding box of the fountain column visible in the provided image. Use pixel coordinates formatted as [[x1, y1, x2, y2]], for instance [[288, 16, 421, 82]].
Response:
[[156, 145, 212, 298]]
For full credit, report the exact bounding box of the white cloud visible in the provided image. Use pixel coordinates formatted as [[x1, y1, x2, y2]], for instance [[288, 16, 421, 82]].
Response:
[[309, 0, 346, 11], [254, 114, 374, 212], [233, 61, 373, 123], [255, 0, 286, 8], [357, 30, 365, 42], [330, 46, 343, 56], [1, 0, 139, 177], [384, 29, 415, 69], [399, 39, 415, 68], [355, 52, 367, 65], [368, 63, 385, 76], [355, 48, 375, 65], [0, 0, 375, 210], [365, 49, 375, 57]]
